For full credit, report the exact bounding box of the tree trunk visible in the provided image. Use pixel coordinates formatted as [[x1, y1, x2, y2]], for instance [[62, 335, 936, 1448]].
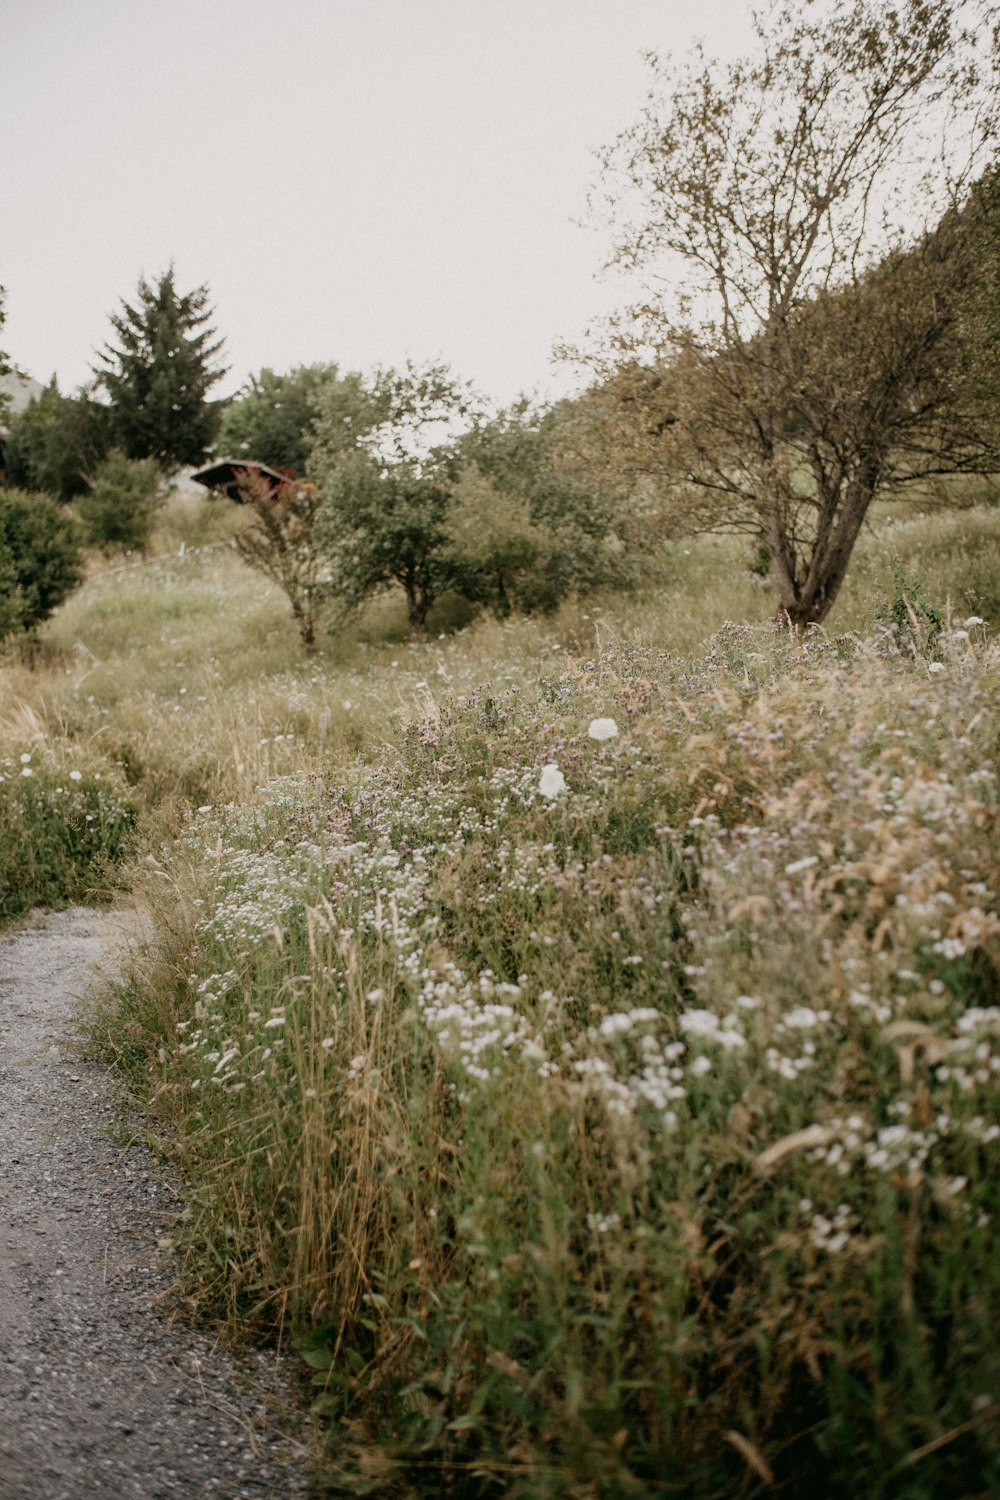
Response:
[[767, 455, 883, 630], [406, 586, 430, 637]]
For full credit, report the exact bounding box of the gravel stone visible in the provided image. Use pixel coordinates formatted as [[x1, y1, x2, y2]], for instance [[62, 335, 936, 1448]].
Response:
[[0, 908, 310, 1498]]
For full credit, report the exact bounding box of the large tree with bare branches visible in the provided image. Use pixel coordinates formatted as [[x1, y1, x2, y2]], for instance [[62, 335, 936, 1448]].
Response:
[[572, 0, 999, 627]]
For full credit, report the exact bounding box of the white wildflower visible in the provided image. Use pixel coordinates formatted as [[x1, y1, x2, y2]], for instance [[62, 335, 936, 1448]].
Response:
[[588, 717, 619, 742], [69, 770, 82, 781], [678, 1009, 720, 1037], [538, 763, 566, 800], [783, 1006, 820, 1029], [928, 662, 946, 674]]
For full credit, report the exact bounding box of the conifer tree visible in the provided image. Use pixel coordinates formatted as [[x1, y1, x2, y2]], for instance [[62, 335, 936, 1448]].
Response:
[[95, 267, 226, 468]]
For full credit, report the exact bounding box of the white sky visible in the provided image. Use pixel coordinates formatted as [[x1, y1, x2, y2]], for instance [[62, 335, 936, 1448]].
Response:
[[1, 0, 757, 408]]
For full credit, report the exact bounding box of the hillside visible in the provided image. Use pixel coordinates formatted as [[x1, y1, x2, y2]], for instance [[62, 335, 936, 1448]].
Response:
[[1, 496, 998, 1496]]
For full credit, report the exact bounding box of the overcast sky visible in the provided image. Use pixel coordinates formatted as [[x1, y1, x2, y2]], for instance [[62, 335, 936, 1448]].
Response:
[[2, 0, 757, 408]]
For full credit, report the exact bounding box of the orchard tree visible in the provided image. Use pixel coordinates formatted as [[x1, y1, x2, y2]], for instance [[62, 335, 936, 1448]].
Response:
[[319, 451, 457, 634], [95, 267, 226, 468], [216, 363, 339, 474], [310, 362, 480, 634], [232, 473, 328, 648], [576, 0, 999, 628]]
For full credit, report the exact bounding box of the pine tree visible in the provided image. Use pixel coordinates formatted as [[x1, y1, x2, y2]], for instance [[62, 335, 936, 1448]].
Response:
[[95, 267, 226, 468]]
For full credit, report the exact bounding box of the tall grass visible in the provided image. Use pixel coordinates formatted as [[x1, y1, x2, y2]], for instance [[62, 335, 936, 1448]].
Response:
[[97, 619, 999, 1496], [5, 491, 1000, 1493]]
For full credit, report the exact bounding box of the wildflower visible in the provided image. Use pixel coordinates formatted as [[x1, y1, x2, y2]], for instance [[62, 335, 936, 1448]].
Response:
[[19, 753, 31, 764], [588, 717, 619, 741], [783, 1006, 820, 1029], [69, 770, 82, 781], [538, 763, 566, 800], [928, 662, 946, 674], [964, 616, 985, 627], [21, 767, 32, 778]]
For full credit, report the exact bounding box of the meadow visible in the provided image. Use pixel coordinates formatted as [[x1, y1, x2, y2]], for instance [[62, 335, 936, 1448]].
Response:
[[1, 489, 998, 1496]]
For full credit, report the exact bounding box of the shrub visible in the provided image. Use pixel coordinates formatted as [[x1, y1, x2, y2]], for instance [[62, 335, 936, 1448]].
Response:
[[77, 450, 163, 554], [0, 488, 84, 640], [0, 744, 137, 920], [231, 473, 329, 648]]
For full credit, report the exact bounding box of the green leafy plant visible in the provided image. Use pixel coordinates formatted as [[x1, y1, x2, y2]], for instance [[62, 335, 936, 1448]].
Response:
[[77, 450, 163, 554], [0, 488, 84, 640], [879, 558, 944, 656], [0, 746, 136, 920]]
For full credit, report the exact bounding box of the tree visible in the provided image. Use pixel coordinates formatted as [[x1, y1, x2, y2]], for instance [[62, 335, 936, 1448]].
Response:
[[216, 364, 339, 475], [319, 452, 455, 635], [450, 401, 632, 613], [4, 380, 112, 500], [953, 165, 1000, 421], [94, 267, 226, 468], [0, 489, 84, 640], [232, 473, 328, 648], [77, 450, 163, 554], [309, 362, 480, 634], [578, 0, 999, 628]]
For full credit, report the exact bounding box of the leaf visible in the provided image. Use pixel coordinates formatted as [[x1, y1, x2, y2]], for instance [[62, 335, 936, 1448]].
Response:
[[754, 1125, 836, 1173], [723, 1429, 775, 1486]]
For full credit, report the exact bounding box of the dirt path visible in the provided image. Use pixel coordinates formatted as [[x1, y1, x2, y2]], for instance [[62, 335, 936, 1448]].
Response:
[[0, 908, 309, 1500]]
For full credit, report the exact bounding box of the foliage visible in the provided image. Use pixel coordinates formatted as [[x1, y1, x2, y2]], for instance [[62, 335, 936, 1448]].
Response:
[[94, 267, 226, 468], [308, 358, 479, 471], [954, 164, 1000, 426], [76, 450, 163, 554], [216, 364, 340, 475], [3, 380, 113, 501], [450, 402, 632, 614], [305, 361, 480, 635], [232, 473, 329, 647], [576, 0, 1000, 627], [877, 557, 944, 657], [0, 742, 136, 921], [319, 450, 455, 634], [99, 620, 999, 1497], [0, 488, 84, 639]]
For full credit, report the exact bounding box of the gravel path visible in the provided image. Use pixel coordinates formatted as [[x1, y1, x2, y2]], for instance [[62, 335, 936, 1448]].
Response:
[[0, 908, 310, 1499]]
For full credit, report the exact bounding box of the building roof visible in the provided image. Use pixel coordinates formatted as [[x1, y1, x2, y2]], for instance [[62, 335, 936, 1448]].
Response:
[[189, 458, 291, 502]]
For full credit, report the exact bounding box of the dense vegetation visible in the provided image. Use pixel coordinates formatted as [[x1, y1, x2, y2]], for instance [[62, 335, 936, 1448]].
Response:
[[1, 2, 998, 1492]]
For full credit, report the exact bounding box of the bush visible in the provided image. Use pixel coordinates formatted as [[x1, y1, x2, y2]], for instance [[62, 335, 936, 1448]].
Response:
[[0, 744, 137, 920], [77, 450, 163, 554], [0, 488, 84, 640], [3, 382, 112, 501]]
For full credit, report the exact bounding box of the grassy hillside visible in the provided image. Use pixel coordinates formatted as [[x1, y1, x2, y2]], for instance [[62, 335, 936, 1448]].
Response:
[[2, 494, 999, 1495]]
